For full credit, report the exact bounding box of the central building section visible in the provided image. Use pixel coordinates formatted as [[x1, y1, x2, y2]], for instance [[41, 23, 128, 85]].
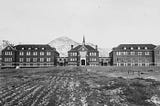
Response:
[[68, 37, 99, 66]]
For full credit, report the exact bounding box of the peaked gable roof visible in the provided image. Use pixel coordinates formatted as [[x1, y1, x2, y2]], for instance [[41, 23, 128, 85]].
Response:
[[154, 45, 160, 50], [2, 45, 16, 51], [69, 45, 97, 51]]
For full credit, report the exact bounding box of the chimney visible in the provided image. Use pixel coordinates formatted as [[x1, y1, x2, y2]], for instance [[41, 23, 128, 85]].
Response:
[[96, 45, 98, 50], [71, 45, 74, 49]]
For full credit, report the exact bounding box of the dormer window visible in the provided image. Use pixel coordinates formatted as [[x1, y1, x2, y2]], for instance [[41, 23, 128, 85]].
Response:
[[28, 48, 31, 50], [35, 48, 38, 50], [131, 47, 133, 50], [22, 48, 24, 50], [42, 48, 44, 50], [138, 47, 140, 50], [145, 47, 148, 50], [123, 47, 127, 50]]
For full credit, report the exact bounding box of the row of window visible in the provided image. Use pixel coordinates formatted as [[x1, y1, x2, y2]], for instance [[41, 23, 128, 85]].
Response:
[[58, 58, 68, 61], [19, 58, 51, 62], [116, 63, 150, 66], [4, 52, 13, 55], [70, 58, 77, 61], [19, 63, 53, 67], [69, 58, 97, 62], [116, 58, 150, 62], [89, 52, 97, 56], [90, 58, 97, 61], [19, 51, 51, 56], [123, 46, 148, 50], [70, 52, 97, 56], [116, 52, 150, 56], [4, 58, 12, 62], [20, 47, 45, 50], [70, 52, 77, 56]]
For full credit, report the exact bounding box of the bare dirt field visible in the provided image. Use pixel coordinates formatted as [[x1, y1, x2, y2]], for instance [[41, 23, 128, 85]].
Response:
[[0, 66, 160, 106]]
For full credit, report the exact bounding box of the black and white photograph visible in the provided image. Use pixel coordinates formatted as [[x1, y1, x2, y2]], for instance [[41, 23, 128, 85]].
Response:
[[0, 0, 160, 106]]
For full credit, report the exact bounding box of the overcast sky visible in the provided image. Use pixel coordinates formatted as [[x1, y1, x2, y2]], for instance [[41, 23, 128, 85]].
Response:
[[0, 0, 160, 48]]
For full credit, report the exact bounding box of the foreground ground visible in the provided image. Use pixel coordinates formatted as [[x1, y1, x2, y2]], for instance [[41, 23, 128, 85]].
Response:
[[0, 67, 160, 106]]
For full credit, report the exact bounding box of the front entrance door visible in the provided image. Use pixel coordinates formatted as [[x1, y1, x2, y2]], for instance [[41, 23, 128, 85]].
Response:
[[81, 59, 85, 65]]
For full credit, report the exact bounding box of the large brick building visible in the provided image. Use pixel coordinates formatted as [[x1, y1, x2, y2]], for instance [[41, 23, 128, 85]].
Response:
[[1, 44, 59, 68], [110, 44, 156, 66], [68, 37, 99, 66]]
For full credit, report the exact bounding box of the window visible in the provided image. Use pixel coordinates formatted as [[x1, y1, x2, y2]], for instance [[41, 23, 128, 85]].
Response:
[[47, 58, 51, 62], [73, 52, 77, 56], [33, 58, 37, 62], [116, 52, 119, 55], [123, 47, 126, 50], [28, 48, 31, 50], [131, 63, 135, 66], [138, 52, 142, 55], [5, 52, 8, 55], [70, 52, 77, 56], [26, 58, 30, 62], [90, 52, 96, 56], [116, 52, 122, 56], [124, 63, 128, 66], [123, 52, 128, 55], [4, 58, 12, 62], [19, 58, 24, 62], [19, 52, 24, 56], [47, 52, 51, 55], [145, 47, 148, 50], [35, 48, 38, 50], [145, 63, 150, 66], [145, 52, 150, 55], [70, 58, 77, 61], [131, 47, 133, 50], [26, 52, 31, 56], [138, 47, 141, 50], [138, 63, 142, 66], [117, 63, 121, 66], [40, 58, 44, 62], [22, 48, 24, 50], [130, 52, 135, 55], [33, 52, 37, 56], [90, 58, 96, 61], [40, 52, 44, 56], [42, 48, 44, 50]]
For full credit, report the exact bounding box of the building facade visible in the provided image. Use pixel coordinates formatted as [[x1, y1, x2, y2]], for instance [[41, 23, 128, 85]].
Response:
[[68, 37, 99, 66], [57, 57, 68, 66], [1, 44, 59, 68], [1, 45, 16, 68], [99, 57, 111, 66], [110, 44, 156, 66], [154, 46, 160, 66]]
